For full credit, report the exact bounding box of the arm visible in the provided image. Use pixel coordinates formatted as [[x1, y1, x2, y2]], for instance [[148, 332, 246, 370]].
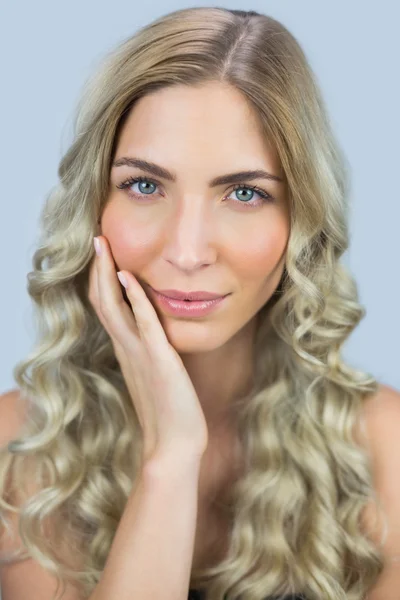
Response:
[[89, 450, 203, 600]]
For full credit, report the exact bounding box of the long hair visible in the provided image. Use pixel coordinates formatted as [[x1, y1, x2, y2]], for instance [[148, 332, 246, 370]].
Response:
[[0, 7, 385, 600]]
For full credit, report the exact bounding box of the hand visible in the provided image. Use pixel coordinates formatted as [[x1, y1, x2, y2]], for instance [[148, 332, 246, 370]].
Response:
[[88, 235, 209, 465]]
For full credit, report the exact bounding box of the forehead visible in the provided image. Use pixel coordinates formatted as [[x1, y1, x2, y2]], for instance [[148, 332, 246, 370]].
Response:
[[114, 83, 283, 175]]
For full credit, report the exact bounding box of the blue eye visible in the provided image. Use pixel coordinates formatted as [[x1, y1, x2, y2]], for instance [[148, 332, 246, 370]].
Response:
[[228, 183, 274, 207], [116, 176, 275, 209]]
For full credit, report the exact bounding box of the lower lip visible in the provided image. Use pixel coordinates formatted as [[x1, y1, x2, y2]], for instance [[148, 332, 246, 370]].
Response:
[[151, 290, 229, 317]]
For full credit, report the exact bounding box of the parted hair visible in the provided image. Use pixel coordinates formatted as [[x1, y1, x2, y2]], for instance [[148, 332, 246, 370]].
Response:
[[0, 6, 386, 600]]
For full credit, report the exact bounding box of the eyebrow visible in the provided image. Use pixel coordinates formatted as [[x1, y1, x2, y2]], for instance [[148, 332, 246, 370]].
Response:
[[112, 156, 285, 186]]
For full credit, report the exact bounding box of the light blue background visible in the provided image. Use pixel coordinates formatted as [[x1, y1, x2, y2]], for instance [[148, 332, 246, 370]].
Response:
[[0, 1, 399, 597]]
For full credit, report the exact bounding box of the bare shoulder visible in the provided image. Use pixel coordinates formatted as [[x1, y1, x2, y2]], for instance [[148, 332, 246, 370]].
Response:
[[0, 388, 83, 600], [358, 383, 400, 467], [0, 387, 28, 446], [353, 383, 400, 445], [356, 382, 400, 598], [362, 382, 400, 419], [359, 380, 400, 475]]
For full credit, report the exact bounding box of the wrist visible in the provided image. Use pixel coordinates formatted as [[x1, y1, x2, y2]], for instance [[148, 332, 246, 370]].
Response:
[[144, 447, 204, 481]]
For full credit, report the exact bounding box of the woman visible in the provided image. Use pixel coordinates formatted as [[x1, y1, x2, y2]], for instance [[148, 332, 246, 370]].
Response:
[[0, 7, 399, 600]]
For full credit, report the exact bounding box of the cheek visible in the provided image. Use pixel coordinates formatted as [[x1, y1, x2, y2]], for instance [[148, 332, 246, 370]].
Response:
[[100, 205, 159, 270], [229, 219, 289, 282]]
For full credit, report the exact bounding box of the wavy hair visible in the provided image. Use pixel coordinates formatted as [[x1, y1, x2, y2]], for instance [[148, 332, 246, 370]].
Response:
[[0, 6, 387, 600]]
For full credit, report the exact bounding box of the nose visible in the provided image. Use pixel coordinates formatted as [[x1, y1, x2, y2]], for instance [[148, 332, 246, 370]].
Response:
[[162, 198, 217, 273]]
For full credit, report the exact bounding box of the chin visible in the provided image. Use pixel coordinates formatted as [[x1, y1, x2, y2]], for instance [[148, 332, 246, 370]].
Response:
[[161, 320, 228, 353]]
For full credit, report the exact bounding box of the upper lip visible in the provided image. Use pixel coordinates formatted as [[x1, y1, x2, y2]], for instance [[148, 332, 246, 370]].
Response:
[[152, 288, 228, 301]]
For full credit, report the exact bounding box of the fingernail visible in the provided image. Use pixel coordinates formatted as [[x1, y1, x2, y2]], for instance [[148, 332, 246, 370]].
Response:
[[94, 237, 102, 256], [117, 272, 128, 288]]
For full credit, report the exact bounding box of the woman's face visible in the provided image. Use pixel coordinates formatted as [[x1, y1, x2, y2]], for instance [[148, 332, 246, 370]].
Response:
[[100, 82, 290, 353]]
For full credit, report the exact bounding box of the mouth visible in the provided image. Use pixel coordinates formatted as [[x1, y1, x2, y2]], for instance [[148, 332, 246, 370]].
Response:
[[149, 288, 230, 317], [151, 288, 229, 302]]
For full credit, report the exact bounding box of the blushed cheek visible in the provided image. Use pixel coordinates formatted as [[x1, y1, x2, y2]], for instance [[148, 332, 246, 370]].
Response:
[[100, 204, 160, 272], [230, 220, 289, 284]]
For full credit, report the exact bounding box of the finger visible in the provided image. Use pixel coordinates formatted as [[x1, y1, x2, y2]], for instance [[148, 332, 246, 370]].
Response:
[[88, 258, 99, 309], [90, 251, 131, 312], [93, 236, 174, 361], [95, 236, 172, 362], [95, 236, 141, 348], [87, 255, 124, 357], [88, 258, 102, 319], [117, 268, 175, 361]]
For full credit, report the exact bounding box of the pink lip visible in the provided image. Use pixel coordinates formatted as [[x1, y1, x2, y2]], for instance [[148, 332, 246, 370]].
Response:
[[150, 288, 229, 317], [152, 288, 228, 301]]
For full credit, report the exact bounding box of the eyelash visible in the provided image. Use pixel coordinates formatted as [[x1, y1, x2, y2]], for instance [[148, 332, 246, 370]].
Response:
[[116, 176, 274, 209]]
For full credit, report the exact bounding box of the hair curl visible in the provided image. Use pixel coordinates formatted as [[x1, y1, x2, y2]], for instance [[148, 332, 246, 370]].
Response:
[[0, 6, 386, 600]]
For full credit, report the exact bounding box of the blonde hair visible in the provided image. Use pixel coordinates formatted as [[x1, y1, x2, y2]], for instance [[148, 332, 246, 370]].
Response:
[[0, 7, 386, 600]]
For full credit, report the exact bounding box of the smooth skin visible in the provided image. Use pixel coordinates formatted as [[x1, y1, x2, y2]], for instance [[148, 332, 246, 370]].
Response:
[[88, 234, 208, 464], [1, 82, 400, 598], [101, 82, 290, 441]]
